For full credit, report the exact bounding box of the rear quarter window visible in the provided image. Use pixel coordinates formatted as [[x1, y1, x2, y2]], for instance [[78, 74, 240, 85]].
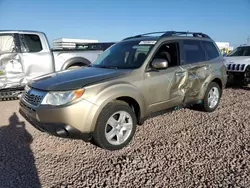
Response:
[[202, 41, 220, 60], [183, 40, 206, 64], [0, 34, 15, 53]]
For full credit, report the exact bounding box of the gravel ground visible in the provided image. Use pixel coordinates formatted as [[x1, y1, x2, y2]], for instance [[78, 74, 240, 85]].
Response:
[[0, 88, 250, 188]]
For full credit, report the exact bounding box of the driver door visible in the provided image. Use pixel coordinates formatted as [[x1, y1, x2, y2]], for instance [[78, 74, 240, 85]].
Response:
[[143, 41, 187, 114]]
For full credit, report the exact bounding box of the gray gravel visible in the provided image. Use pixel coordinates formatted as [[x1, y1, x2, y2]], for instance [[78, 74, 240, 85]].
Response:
[[0, 88, 250, 188]]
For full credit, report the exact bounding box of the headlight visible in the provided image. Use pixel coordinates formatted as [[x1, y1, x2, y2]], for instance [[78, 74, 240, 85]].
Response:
[[41, 88, 85, 106]]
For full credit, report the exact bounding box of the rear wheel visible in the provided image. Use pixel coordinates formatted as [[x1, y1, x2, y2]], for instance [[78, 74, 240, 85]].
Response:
[[93, 101, 137, 150], [66, 64, 84, 70], [200, 82, 221, 112]]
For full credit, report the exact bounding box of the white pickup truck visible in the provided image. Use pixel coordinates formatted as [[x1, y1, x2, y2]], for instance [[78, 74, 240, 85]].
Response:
[[0, 30, 115, 99], [224, 44, 250, 86]]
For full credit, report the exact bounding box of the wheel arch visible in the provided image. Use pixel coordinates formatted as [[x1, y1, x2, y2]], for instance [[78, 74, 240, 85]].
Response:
[[88, 84, 147, 130], [61, 57, 91, 70], [211, 78, 223, 90], [115, 96, 142, 125], [198, 76, 223, 99]]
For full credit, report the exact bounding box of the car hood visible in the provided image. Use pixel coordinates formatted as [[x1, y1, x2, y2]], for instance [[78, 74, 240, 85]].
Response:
[[29, 67, 132, 91], [224, 56, 250, 65]]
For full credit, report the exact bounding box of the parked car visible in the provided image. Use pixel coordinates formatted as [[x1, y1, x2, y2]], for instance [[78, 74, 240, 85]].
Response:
[[0, 30, 115, 99], [19, 31, 227, 150], [224, 44, 250, 86]]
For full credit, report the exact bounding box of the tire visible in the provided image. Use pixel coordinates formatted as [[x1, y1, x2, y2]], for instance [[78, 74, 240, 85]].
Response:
[[200, 82, 222, 112], [67, 65, 82, 70], [243, 66, 250, 86], [93, 100, 137, 150]]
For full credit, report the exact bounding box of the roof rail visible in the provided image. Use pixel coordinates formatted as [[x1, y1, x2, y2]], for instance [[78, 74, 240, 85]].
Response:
[[122, 31, 211, 41], [240, 44, 250, 46], [161, 31, 210, 38], [122, 31, 167, 40]]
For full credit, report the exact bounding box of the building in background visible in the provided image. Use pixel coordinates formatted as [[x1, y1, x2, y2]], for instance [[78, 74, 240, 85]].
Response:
[[215, 42, 234, 55]]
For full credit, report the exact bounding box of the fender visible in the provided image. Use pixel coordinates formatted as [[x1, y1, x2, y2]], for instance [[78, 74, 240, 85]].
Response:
[[85, 83, 147, 131], [198, 69, 224, 99], [61, 57, 92, 70]]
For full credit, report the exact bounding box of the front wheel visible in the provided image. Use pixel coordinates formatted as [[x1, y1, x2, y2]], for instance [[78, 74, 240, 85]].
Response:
[[200, 82, 222, 112], [93, 101, 137, 150], [243, 66, 250, 86]]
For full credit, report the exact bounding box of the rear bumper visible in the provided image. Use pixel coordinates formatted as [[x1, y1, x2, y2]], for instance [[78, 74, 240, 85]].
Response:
[[19, 104, 92, 141]]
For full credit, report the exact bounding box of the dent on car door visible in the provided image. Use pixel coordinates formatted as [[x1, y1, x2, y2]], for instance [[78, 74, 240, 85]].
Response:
[[179, 63, 211, 102], [19, 34, 54, 83], [180, 40, 211, 103], [0, 33, 24, 89]]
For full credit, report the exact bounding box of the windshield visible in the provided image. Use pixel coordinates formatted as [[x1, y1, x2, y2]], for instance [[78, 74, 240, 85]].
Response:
[[91, 40, 155, 69], [227, 46, 250, 57]]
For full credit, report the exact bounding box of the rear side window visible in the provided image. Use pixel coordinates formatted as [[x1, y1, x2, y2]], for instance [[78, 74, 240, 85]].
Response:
[[183, 40, 206, 64], [0, 34, 15, 53], [202, 41, 220, 60], [20, 34, 43, 53]]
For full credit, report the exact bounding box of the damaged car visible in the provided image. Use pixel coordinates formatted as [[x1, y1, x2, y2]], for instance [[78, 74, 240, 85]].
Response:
[[0, 30, 115, 99], [19, 31, 227, 150]]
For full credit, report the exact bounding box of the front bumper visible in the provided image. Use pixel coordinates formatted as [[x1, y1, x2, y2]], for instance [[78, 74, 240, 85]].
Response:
[[19, 108, 92, 141], [19, 97, 99, 140], [227, 71, 249, 84]]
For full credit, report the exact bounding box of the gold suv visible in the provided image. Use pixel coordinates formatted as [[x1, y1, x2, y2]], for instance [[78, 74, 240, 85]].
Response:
[[19, 31, 227, 150]]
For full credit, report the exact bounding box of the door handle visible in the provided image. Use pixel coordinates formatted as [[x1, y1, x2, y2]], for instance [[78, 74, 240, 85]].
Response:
[[176, 71, 185, 76]]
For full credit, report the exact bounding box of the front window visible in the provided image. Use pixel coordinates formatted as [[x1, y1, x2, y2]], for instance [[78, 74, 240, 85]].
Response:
[[20, 34, 43, 53], [91, 40, 155, 69], [227, 46, 250, 57]]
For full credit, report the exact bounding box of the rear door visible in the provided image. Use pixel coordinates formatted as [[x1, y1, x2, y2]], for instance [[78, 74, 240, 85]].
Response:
[[180, 39, 211, 103]]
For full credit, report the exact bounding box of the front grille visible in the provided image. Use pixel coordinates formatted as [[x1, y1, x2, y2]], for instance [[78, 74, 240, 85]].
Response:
[[227, 63, 245, 71], [22, 88, 46, 106]]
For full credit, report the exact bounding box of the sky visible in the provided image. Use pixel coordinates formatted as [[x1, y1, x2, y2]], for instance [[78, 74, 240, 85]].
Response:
[[0, 0, 249, 47]]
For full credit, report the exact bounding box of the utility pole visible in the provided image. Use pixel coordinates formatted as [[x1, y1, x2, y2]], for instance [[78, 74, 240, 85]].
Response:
[[247, 36, 250, 44]]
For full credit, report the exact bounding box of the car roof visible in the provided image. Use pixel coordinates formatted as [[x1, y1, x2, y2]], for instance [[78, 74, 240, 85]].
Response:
[[238, 44, 250, 47], [121, 36, 160, 42], [121, 31, 214, 44], [121, 35, 213, 44], [0, 30, 45, 35]]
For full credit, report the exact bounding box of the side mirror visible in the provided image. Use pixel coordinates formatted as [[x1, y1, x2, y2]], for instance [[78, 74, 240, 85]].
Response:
[[151, 58, 168, 69]]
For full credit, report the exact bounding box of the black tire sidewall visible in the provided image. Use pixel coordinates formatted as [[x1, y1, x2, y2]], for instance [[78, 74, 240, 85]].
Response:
[[243, 66, 250, 86], [203, 82, 221, 112], [93, 101, 137, 150]]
